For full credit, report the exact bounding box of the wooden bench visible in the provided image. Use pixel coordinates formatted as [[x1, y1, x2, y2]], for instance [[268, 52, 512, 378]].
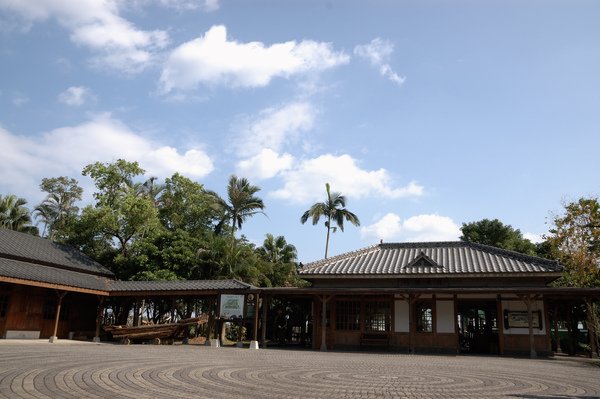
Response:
[[360, 333, 389, 348]]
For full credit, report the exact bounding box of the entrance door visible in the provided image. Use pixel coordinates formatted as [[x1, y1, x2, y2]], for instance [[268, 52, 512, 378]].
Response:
[[457, 301, 499, 354]]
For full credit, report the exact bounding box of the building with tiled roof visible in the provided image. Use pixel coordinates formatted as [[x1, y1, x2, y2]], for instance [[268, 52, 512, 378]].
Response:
[[0, 229, 257, 341], [1, 230, 597, 357]]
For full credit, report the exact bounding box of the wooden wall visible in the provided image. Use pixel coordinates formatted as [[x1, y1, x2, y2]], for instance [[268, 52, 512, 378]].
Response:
[[1, 284, 98, 339]]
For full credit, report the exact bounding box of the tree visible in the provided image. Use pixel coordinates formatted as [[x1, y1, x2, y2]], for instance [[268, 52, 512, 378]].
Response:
[[0, 194, 38, 235], [158, 173, 220, 235], [210, 175, 265, 239], [300, 183, 360, 259], [34, 177, 82, 240], [546, 198, 600, 288], [460, 218, 537, 256], [546, 197, 600, 357], [80, 160, 160, 258], [257, 234, 304, 287], [257, 234, 297, 264]]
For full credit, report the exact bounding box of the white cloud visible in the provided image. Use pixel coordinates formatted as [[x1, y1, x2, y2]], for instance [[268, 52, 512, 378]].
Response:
[[271, 153, 424, 204], [354, 38, 405, 86], [523, 232, 543, 244], [0, 0, 169, 72], [360, 213, 402, 241], [159, 25, 350, 92], [235, 102, 316, 157], [157, 0, 219, 11], [11, 92, 29, 106], [236, 149, 294, 180], [361, 213, 461, 242], [0, 115, 213, 201], [58, 86, 92, 106]]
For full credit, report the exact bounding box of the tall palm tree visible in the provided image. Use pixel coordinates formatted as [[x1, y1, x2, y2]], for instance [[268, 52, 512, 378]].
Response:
[[257, 234, 297, 264], [211, 175, 265, 239], [0, 194, 38, 235], [300, 183, 360, 259]]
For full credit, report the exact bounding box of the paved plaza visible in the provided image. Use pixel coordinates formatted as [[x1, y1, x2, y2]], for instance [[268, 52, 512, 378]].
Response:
[[0, 340, 599, 399]]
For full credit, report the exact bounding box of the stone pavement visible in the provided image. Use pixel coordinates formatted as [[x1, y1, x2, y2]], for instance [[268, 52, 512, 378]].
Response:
[[0, 340, 599, 399]]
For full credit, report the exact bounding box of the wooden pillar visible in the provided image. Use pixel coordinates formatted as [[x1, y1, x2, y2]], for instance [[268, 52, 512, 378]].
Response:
[[585, 298, 598, 358], [260, 295, 268, 346], [524, 294, 537, 359], [454, 294, 460, 354], [408, 294, 417, 354], [253, 293, 259, 342], [319, 295, 332, 352], [553, 304, 562, 354], [93, 296, 105, 342], [49, 291, 67, 343], [497, 295, 505, 355]]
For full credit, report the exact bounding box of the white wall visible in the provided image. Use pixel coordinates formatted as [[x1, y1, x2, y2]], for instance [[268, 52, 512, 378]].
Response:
[[436, 300, 455, 333], [501, 300, 546, 335], [394, 300, 409, 332]]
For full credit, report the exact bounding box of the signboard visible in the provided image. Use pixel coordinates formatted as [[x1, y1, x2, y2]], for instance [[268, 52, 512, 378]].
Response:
[[219, 294, 245, 320], [504, 310, 542, 329]]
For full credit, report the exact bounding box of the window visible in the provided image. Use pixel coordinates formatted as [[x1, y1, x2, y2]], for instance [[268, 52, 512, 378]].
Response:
[[336, 300, 360, 330], [0, 295, 8, 318], [416, 302, 433, 332], [365, 301, 390, 332]]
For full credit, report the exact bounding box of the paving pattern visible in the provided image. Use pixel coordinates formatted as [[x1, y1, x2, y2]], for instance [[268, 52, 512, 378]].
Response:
[[0, 341, 599, 399]]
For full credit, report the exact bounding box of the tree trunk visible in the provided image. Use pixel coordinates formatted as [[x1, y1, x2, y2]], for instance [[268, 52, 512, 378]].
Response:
[[324, 217, 331, 259]]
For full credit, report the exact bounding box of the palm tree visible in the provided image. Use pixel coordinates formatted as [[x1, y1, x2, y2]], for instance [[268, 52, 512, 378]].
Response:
[[300, 183, 360, 259], [211, 175, 266, 239], [257, 234, 297, 264], [0, 194, 38, 235], [34, 177, 83, 240]]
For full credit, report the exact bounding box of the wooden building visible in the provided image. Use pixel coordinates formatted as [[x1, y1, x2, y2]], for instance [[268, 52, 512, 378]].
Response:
[[1, 229, 598, 357], [292, 241, 599, 357], [0, 229, 256, 342]]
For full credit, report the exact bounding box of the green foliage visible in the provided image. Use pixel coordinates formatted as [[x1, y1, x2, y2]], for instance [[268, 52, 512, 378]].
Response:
[[460, 218, 537, 256], [34, 176, 82, 241], [300, 182, 360, 258], [82, 159, 145, 207], [29, 159, 305, 287], [210, 175, 265, 237], [0, 194, 38, 235], [158, 173, 220, 235], [546, 197, 600, 288]]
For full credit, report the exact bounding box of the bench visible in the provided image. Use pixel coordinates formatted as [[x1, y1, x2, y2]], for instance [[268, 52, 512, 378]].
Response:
[[360, 333, 389, 348]]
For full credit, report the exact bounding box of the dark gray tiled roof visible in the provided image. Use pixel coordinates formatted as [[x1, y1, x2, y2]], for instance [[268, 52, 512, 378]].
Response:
[[0, 257, 112, 291], [0, 228, 114, 277], [109, 279, 256, 292], [300, 242, 562, 276]]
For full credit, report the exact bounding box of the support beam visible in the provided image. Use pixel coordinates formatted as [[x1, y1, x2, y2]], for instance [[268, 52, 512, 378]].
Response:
[[250, 293, 260, 349], [93, 296, 105, 343], [586, 298, 598, 358], [497, 294, 505, 355], [319, 295, 332, 352], [523, 294, 537, 359], [554, 304, 562, 354], [49, 291, 67, 343], [260, 295, 268, 347]]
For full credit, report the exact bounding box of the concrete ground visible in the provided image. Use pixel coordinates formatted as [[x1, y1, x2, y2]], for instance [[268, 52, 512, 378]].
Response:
[[0, 340, 599, 399]]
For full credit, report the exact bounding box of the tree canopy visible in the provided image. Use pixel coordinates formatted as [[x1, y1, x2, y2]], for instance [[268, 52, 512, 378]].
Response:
[[460, 218, 537, 256], [0, 160, 303, 287], [546, 197, 600, 288]]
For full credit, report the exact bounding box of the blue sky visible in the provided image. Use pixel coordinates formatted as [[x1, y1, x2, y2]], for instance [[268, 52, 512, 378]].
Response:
[[1, 0, 599, 263]]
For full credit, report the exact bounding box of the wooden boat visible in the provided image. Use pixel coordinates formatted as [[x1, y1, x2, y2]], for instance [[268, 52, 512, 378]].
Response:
[[104, 315, 208, 344]]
